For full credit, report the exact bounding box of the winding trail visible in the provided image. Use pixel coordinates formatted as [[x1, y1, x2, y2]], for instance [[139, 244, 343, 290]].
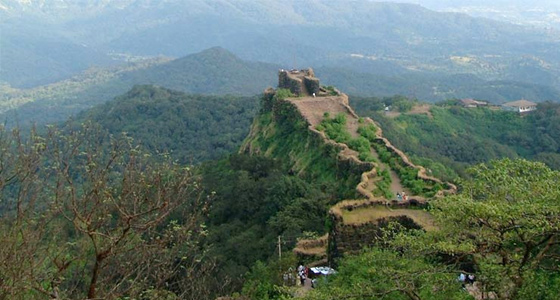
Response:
[[289, 96, 410, 200], [289, 93, 458, 294]]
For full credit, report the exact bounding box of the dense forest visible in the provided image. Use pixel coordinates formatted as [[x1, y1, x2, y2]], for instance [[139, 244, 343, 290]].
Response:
[[75, 85, 259, 164], [295, 159, 560, 300], [0, 124, 344, 299], [199, 154, 338, 293]]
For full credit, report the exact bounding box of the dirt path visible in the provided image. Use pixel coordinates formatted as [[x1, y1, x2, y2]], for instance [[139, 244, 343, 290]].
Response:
[[290, 96, 351, 127], [342, 103, 410, 197], [293, 278, 313, 297], [409, 104, 432, 117], [368, 146, 409, 198], [385, 104, 433, 119]]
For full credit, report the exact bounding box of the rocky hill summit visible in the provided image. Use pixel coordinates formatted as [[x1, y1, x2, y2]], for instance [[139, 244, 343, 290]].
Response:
[[243, 69, 456, 264]]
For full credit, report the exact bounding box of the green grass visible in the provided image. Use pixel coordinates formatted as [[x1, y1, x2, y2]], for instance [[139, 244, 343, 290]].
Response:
[[373, 168, 393, 199], [357, 124, 440, 197], [275, 88, 295, 100], [319, 113, 376, 163]]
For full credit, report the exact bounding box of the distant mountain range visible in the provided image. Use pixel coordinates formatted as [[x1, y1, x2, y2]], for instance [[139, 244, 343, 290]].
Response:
[[0, 47, 277, 127], [390, 1, 560, 29], [2, 47, 560, 128], [2, 0, 560, 94]]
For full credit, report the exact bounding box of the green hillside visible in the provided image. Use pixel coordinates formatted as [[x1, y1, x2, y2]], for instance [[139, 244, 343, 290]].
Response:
[[74, 84, 259, 164], [122, 47, 278, 95], [351, 98, 560, 179], [2, 70, 560, 299]]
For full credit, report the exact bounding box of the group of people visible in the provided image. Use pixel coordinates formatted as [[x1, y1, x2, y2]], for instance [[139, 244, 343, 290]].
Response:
[[297, 264, 309, 286], [396, 191, 408, 201], [282, 265, 312, 287], [282, 270, 296, 286], [458, 272, 476, 288]]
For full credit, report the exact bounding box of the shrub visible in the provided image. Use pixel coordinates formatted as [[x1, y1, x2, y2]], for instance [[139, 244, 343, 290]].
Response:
[[358, 124, 377, 142], [275, 88, 295, 100]]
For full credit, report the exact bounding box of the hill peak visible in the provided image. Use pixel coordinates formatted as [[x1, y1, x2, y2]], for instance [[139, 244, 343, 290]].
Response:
[[180, 46, 240, 62]]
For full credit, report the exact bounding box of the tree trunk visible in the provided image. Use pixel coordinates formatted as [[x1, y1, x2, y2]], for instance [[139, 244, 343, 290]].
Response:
[[88, 256, 102, 299]]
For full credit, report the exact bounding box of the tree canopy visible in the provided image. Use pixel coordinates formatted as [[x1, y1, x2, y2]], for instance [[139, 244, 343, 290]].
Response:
[[0, 123, 214, 299], [392, 158, 560, 299]]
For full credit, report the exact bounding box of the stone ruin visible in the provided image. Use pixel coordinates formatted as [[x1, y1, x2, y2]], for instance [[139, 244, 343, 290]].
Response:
[[278, 68, 327, 97]]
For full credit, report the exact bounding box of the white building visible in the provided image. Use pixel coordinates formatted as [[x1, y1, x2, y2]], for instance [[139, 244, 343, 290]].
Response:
[[502, 99, 537, 113]]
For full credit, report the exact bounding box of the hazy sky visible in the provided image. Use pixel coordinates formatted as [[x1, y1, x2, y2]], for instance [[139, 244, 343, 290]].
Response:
[[378, 0, 560, 28], [380, 0, 560, 10]]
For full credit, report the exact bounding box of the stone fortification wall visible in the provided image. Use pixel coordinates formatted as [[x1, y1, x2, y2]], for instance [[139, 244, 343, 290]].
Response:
[[304, 76, 320, 95], [278, 68, 318, 96], [369, 125, 458, 196], [293, 235, 328, 262], [278, 71, 303, 96], [328, 212, 422, 262], [247, 70, 457, 266], [262, 87, 276, 112], [288, 95, 384, 200], [327, 200, 426, 262]]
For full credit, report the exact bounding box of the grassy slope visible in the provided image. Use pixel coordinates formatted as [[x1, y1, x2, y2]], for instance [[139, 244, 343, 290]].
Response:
[[354, 102, 560, 180]]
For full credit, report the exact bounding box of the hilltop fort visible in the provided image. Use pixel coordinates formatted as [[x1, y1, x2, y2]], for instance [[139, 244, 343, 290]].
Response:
[[278, 68, 339, 97], [242, 69, 456, 265]]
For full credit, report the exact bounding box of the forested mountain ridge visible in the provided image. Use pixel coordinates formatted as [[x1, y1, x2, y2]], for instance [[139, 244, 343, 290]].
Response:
[[216, 72, 560, 299], [73, 84, 259, 164], [0, 47, 277, 127], [222, 74, 560, 300], [2, 68, 560, 299], [2, 0, 560, 298]]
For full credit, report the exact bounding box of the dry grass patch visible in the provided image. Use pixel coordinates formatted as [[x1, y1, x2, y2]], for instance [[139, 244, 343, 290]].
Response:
[[341, 206, 436, 231], [294, 235, 328, 256]]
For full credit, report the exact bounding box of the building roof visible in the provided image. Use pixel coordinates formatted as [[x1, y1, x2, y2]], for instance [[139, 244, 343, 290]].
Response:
[[460, 98, 477, 105], [502, 99, 537, 107], [460, 98, 487, 105]]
